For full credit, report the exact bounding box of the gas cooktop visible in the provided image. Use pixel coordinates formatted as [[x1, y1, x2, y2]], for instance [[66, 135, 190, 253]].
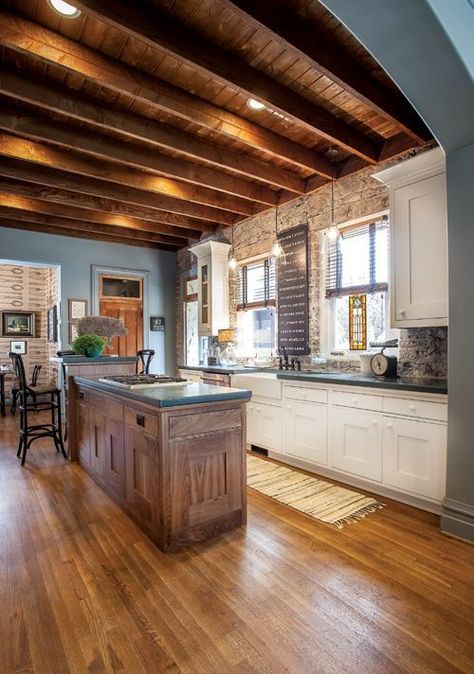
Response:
[[99, 374, 188, 390]]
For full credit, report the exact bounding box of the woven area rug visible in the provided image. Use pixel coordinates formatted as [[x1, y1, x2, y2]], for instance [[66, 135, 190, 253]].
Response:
[[247, 454, 384, 529]]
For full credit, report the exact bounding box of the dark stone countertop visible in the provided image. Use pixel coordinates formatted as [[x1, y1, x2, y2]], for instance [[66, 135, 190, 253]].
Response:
[[276, 371, 447, 395], [51, 355, 138, 364], [179, 364, 262, 374], [73, 376, 252, 408]]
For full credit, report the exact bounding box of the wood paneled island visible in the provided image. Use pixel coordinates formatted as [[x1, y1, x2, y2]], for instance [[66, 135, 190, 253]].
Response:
[[68, 377, 250, 551]]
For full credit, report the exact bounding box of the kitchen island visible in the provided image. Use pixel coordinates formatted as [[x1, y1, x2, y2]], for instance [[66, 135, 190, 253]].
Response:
[[68, 376, 251, 551]]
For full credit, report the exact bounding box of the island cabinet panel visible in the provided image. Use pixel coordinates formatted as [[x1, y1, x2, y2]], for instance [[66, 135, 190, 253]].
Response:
[[76, 391, 91, 466], [90, 407, 106, 478], [124, 428, 161, 540], [167, 429, 243, 546], [105, 417, 125, 498]]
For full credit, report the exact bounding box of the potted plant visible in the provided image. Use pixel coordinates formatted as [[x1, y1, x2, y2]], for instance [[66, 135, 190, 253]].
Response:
[[72, 333, 105, 358]]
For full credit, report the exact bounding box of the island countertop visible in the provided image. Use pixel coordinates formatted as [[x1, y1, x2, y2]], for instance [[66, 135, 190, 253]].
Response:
[[72, 375, 251, 407]]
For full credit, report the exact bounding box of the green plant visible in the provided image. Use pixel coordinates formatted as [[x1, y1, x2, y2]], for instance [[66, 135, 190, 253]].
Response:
[[72, 333, 105, 357]]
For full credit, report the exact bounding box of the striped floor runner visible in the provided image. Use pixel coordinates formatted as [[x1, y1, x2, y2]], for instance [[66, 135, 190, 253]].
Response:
[[247, 454, 384, 529]]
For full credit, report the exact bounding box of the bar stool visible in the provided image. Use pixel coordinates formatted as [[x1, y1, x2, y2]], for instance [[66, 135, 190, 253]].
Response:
[[10, 364, 42, 414], [137, 349, 155, 374], [10, 353, 67, 466]]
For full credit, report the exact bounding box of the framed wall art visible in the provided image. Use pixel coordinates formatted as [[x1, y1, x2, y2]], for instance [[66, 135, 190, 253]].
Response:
[[1, 311, 36, 337], [68, 298, 88, 344], [10, 340, 27, 355]]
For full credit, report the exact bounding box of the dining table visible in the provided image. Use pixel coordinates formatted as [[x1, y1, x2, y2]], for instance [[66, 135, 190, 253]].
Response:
[[0, 368, 13, 417]]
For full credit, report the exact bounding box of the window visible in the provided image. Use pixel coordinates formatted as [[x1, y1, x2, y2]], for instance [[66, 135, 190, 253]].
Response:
[[323, 215, 395, 353], [236, 257, 276, 355]]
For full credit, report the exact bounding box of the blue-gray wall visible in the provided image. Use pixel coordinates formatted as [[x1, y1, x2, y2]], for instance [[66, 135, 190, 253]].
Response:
[[322, 0, 474, 541], [0, 227, 177, 374]]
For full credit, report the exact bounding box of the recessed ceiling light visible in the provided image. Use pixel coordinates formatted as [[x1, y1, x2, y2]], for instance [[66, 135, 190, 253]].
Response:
[[247, 98, 266, 111], [47, 0, 82, 18]]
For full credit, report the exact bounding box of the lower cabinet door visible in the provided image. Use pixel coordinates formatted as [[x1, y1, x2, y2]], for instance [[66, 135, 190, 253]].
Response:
[[124, 428, 157, 532], [246, 402, 259, 446], [284, 401, 328, 465], [104, 418, 125, 497], [247, 402, 281, 452], [90, 409, 106, 477], [329, 406, 382, 481], [76, 400, 90, 465], [382, 417, 447, 500]]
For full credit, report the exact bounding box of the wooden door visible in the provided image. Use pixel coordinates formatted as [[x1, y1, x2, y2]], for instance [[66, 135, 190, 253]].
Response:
[[100, 301, 143, 356], [382, 417, 447, 500], [284, 400, 327, 465], [329, 406, 382, 481]]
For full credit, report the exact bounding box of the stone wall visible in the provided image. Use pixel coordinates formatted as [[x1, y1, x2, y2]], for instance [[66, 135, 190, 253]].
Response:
[[176, 155, 448, 378]]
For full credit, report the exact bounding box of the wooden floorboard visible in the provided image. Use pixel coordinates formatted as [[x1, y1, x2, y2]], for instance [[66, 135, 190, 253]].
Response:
[[1, 413, 473, 674]]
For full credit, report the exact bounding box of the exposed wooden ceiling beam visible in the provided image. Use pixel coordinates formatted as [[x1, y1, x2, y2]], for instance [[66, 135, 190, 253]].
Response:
[[0, 68, 307, 194], [0, 176, 215, 233], [223, 0, 431, 144], [0, 157, 236, 226], [0, 194, 197, 241], [0, 219, 174, 250], [0, 9, 332, 176], [73, 0, 379, 162], [0, 103, 278, 207], [0, 206, 184, 247], [0, 130, 255, 217]]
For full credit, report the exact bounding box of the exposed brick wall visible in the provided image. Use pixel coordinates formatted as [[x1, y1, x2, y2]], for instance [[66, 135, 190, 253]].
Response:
[[176, 155, 448, 378]]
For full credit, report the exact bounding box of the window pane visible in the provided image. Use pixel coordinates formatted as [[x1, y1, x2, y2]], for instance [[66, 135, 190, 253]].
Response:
[[332, 291, 387, 351], [102, 277, 140, 298], [340, 234, 370, 287], [246, 264, 265, 304], [237, 307, 275, 354]]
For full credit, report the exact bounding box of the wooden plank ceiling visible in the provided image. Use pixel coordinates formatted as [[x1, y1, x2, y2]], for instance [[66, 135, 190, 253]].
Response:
[[0, 0, 433, 250]]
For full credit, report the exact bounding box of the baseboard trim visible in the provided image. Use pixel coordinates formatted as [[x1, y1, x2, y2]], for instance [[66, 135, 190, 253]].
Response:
[[441, 498, 474, 543]]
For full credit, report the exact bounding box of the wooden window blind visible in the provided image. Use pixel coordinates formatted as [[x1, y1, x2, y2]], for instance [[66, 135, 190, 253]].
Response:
[[326, 216, 389, 299], [236, 257, 276, 310]]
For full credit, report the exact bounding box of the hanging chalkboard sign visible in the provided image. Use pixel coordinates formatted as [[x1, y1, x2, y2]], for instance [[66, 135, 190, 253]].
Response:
[[277, 223, 310, 355]]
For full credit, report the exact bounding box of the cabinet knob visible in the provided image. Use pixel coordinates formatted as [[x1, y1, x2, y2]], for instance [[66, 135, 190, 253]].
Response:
[[399, 310, 406, 317], [352, 398, 358, 404], [386, 422, 393, 429], [287, 405, 293, 411], [136, 414, 145, 427], [79, 391, 84, 400], [409, 404, 416, 412], [372, 420, 378, 426]]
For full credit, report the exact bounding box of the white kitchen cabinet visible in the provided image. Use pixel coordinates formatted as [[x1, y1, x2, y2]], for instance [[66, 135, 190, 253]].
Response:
[[189, 240, 231, 336], [247, 401, 282, 453], [284, 400, 327, 465], [382, 416, 447, 500], [329, 406, 382, 481], [373, 147, 448, 328]]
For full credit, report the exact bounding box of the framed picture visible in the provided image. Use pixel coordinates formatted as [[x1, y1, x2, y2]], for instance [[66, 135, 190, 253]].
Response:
[[68, 298, 88, 344], [1, 311, 36, 337], [10, 340, 27, 355], [47, 305, 58, 342], [150, 316, 165, 332]]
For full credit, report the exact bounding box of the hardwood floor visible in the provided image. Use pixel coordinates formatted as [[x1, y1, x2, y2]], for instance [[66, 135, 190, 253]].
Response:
[[1, 413, 473, 674]]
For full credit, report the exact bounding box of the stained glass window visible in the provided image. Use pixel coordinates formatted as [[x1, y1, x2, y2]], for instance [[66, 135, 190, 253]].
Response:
[[349, 294, 367, 350]]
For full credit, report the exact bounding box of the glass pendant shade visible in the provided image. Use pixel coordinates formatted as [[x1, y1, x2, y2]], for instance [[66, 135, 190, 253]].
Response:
[[271, 240, 284, 258]]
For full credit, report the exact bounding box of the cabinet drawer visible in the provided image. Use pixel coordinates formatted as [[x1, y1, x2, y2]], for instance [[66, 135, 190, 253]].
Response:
[[382, 396, 447, 422], [284, 385, 328, 404], [329, 390, 382, 411], [124, 407, 159, 435], [107, 400, 124, 422]]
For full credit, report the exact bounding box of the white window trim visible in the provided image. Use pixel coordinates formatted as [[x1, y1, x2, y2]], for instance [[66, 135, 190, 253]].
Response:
[[319, 211, 398, 360]]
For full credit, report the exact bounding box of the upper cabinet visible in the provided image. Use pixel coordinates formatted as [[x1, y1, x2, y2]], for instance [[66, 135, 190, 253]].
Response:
[[189, 240, 230, 336], [373, 148, 448, 328]]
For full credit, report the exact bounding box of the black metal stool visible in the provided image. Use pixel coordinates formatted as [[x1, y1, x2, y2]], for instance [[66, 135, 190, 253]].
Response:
[[10, 353, 67, 466], [137, 349, 155, 374], [10, 364, 42, 415]]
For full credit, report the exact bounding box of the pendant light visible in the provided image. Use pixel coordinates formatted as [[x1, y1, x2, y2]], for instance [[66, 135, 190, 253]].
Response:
[[271, 204, 284, 258], [327, 148, 340, 241]]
